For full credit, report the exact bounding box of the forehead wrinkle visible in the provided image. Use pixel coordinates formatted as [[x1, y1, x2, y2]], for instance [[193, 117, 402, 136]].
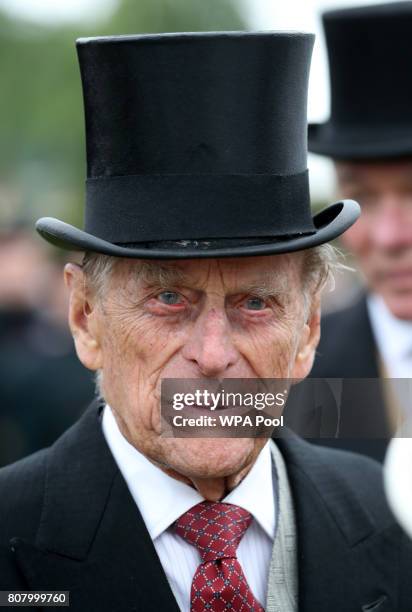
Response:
[[136, 261, 192, 287], [198, 261, 291, 297], [126, 257, 295, 298]]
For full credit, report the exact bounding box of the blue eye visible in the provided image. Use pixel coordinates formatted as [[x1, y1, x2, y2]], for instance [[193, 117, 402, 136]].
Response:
[[158, 291, 182, 305], [245, 297, 266, 310]]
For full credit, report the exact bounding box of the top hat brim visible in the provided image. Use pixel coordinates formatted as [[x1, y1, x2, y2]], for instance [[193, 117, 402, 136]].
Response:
[[308, 122, 412, 160], [36, 199, 360, 259]]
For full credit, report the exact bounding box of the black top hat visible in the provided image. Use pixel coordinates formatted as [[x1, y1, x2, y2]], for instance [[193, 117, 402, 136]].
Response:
[[309, 2, 412, 160], [36, 32, 359, 259]]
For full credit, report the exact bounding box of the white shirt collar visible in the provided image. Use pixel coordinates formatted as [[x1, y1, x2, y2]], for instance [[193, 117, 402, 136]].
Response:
[[367, 293, 412, 365], [102, 404, 275, 541]]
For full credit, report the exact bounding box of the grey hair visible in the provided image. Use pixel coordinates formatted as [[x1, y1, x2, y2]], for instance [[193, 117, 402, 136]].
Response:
[[94, 369, 104, 403], [300, 243, 344, 318], [81, 244, 341, 298], [81, 252, 118, 299]]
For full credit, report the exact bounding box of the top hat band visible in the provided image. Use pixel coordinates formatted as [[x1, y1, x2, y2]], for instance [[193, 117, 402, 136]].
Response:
[[85, 171, 315, 243]]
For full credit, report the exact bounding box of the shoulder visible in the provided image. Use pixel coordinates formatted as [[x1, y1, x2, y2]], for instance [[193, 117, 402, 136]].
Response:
[[0, 401, 103, 544], [320, 297, 366, 335], [311, 294, 377, 377], [0, 448, 49, 545], [319, 296, 368, 347], [275, 435, 412, 607], [308, 442, 384, 503]]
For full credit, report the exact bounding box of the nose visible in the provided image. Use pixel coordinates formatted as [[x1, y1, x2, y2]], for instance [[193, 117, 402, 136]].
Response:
[[370, 200, 412, 251], [182, 307, 239, 377]]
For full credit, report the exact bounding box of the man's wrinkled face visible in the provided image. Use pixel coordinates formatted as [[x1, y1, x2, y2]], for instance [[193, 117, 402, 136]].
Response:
[[67, 254, 318, 485], [336, 159, 412, 319]]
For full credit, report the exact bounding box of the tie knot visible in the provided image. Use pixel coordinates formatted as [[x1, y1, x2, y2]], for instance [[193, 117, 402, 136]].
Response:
[[175, 501, 252, 562]]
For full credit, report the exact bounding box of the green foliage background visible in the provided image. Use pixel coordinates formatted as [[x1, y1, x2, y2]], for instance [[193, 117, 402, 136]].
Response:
[[0, 0, 244, 227]]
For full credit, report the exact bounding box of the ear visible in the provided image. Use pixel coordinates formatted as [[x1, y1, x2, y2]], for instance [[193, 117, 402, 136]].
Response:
[[291, 294, 321, 379], [64, 263, 103, 371]]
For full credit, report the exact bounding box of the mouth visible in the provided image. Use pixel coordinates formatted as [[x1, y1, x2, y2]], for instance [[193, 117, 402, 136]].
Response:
[[378, 268, 412, 289]]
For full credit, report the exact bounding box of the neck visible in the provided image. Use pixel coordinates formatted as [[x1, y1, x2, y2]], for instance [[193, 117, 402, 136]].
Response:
[[161, 461, 256, 501]]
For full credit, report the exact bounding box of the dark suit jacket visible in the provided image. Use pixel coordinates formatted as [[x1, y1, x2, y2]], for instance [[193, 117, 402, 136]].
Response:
[[0, 308, 95, 466], [310, 294, 391, 462], [0, 401, 411, 611]]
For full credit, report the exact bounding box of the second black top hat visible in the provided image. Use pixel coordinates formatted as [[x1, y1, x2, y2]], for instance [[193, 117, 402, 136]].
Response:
[[309, 1, 412, 160]]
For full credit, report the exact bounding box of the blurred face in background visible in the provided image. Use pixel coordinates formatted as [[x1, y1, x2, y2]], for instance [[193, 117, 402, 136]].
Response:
[[0, 229, 71, 323], [335, 159, 412, 320], [0, 231, 46, 309]]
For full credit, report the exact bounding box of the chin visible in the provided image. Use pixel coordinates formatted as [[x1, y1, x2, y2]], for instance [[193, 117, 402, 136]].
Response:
[[384, 294, 412, 321], [161, 437, 260, 479]]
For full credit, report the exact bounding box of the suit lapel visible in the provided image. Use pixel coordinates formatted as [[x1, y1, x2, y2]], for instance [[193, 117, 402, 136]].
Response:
[[336, 297, 391, 445], [275, 434, 398, 612], [337, 295, 380, 378], [11, 402, 180, 612], [312, 294, 380, 379], [309, 295, 390, 461]]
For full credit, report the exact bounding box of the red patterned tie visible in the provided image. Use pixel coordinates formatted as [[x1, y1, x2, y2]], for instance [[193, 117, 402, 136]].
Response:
[[175, 501, 265, 612]]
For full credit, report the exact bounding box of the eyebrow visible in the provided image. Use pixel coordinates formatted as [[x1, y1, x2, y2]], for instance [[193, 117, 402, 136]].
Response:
[[137, 262, 289, 298], [227, 282, 288, 299], [138, 262, 192, 287]]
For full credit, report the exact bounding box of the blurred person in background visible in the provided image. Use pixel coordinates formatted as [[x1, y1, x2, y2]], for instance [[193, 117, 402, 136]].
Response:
[[0, 223, 94, 465], [308, 2, 412, 462]]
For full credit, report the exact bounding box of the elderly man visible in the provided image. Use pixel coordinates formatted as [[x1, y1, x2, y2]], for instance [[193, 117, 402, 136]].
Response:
[[309, 2, 412, 462], [0, 31, 411, 612]]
